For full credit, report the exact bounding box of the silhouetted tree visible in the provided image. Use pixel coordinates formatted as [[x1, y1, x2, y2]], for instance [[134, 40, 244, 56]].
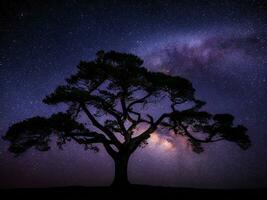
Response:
[[3, 51, 251, 186]]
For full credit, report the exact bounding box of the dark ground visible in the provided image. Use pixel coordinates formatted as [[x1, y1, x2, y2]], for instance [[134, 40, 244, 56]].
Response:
[[1, 185, 266, 199]]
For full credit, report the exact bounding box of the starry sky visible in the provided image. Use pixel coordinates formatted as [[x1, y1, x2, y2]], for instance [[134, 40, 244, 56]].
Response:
[[0, 0, 267, 188]]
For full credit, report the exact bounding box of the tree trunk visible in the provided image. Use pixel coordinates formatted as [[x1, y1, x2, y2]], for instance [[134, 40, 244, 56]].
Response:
[[111, 153, 130, 187]]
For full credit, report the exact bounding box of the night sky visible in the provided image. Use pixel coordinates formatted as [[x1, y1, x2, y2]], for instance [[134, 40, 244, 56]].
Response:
[[1, 0, 267, 188]]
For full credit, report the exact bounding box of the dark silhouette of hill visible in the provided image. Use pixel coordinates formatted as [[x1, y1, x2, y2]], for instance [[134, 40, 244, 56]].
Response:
[[1, 185, 266, 200]]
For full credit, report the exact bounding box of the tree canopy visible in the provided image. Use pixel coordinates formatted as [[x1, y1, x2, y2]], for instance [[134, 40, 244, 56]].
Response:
[[3, 50, 251, 185]]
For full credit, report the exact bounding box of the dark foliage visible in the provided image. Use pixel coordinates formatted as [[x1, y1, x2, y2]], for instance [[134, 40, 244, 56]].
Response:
[[3, 51, 251, 186]]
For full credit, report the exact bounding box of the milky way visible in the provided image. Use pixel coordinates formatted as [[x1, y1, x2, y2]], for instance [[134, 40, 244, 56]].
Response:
[[0, 0, 267, 188]]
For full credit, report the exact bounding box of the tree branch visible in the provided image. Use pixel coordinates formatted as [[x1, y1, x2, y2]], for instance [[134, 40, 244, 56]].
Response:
[[127, 92, 152, 110], [131, 113, 169, 151], [120, 96, 128, 119], [80, 103, 122, 149], [71, 135, 117, 158], [178, 122, 223, 143], [71, 136, 104, 145]]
